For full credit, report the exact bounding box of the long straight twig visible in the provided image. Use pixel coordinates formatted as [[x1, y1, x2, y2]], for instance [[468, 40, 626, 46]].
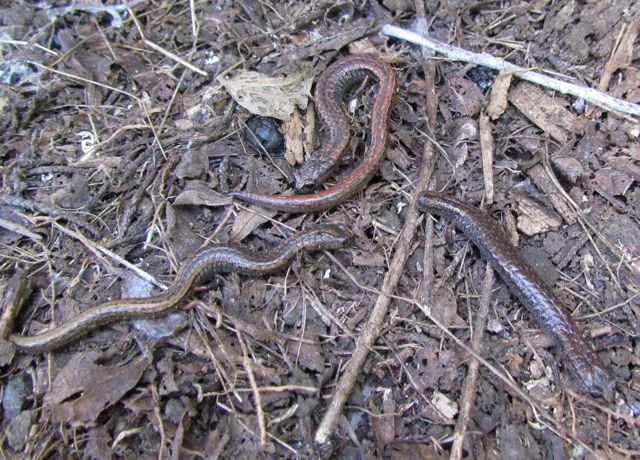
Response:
[[449, 264, 493, 459], [53, 222, 167, 290], [314, 47, 439, 443], [381, 24, 640, 119]]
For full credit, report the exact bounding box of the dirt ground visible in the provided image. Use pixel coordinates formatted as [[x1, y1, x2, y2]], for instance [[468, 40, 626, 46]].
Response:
[[0, 1, 639, 459]]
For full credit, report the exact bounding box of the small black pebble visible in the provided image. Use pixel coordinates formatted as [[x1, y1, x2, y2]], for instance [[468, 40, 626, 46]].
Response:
[[244, 117, 284, 156]]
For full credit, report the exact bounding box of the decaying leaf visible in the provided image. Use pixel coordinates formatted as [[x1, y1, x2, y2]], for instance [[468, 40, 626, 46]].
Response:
[[44, 352, 148, 426], [218, 67, 314, 121], [229, 207, 278, 243], [173, 182, 232, 207]]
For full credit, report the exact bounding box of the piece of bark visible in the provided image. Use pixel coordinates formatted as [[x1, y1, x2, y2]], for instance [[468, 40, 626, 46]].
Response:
[[479, 113, 495, 203], [515, 195, 563, 236], [527, 164, 577, 224], [486, 70, 512, 120], [509, 82, 576, 143]]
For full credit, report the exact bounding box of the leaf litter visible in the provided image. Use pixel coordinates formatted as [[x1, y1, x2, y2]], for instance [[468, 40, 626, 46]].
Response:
[[0, 1, 638, 458]]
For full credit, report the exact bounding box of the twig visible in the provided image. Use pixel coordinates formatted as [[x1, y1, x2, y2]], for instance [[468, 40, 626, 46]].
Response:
[[565, 389, 640, 429], [237, 331, 267, 446], [449, 264, 493, 460], [314, 55, 439, 442], [381, 24, 640, 119], [0, 217, 42, 242], [143, 39, 208, 77], [126, 6, 207, 77], [149, 383, 167, 460], [0, 192, 100, 238], [314, 165, 435, 445], [52, 221, 167, 290]]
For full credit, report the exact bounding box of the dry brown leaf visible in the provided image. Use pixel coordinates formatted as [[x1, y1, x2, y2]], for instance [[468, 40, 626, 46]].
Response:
[[386, 147, 412, 170], [229, 207, 277, 243], [44, 352, 147, 426], [175, 148, 208, 180], [551, 156, 584, 184], [290, 327, 324, 373], [173, 182, 232, 207], [445, 76, 484, 117], [218, 67, 314, 121], [432, 285, 464, 328]]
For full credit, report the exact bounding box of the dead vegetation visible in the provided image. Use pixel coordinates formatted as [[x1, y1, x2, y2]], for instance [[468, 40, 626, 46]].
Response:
[[0, 1, 639, 458]]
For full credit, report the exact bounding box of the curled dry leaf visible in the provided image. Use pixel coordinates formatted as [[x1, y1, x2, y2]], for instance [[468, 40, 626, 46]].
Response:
[[218, 67, 314, 121]]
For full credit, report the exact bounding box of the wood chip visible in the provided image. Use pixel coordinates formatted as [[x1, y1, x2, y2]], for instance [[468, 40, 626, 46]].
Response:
[[509, 82, 576, 143], [282, 108, 304, 165], [479, 113, 495, 203], [486, 70, 512, 120]]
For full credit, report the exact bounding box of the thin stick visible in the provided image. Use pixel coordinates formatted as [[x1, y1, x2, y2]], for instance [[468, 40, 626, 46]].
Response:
[[237, 331, 267, 446], [53, 222, 167, 290], [143, 39, 208, 77], [381, 25, 640, 119], [314, 59, 439, 442], [449, 264, 493, 459]]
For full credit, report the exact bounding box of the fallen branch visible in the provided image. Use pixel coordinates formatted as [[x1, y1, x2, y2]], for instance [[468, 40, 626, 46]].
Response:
[[381, 24, 640, 119]]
